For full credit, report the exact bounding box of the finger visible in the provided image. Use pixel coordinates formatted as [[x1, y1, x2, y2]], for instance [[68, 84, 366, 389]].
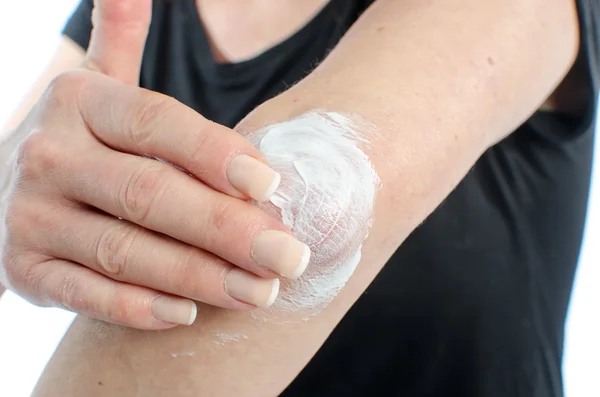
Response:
[[82, 0, 152, 85], [60, 146, 310, 280], [76, 72, 280, 202], [38, 205, 279, 309], [20, 258, 195, 330]]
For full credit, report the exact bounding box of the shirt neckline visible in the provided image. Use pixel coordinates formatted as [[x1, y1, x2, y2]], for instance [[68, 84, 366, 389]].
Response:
[[183, 0, 335, 75]]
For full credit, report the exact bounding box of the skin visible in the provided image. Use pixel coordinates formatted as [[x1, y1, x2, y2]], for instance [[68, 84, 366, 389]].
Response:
[[1, 0, 320, 329], [0, 37, 87, 301], [0, 1, 584, 303], [197, 0, 331, 63], [13, 0, 582, 396]]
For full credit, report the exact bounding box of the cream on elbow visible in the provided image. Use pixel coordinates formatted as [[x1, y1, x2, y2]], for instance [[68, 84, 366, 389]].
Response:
[[247, 111, 381, 318]]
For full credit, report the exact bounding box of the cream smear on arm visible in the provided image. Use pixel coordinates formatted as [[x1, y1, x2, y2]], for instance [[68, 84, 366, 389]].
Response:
[[246, 111, 381, 319]]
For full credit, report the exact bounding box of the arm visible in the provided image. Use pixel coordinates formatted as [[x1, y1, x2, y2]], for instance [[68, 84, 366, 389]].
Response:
[[33, 0, 580, 396]]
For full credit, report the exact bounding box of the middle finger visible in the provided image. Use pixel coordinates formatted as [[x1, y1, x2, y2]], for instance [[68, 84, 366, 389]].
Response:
[[60, 146, 310, 280], [35, 203, 280, 309]]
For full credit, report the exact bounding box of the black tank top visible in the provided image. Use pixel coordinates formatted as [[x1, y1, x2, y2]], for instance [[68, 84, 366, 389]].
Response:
[[64, 1, 600, 396]]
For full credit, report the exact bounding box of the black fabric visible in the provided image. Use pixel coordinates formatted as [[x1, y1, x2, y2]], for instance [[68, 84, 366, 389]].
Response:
[[63, 1, 599, 396]]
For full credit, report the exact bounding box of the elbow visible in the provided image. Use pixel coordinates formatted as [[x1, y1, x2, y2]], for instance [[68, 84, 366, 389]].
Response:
[[246, 111, 381, 319]]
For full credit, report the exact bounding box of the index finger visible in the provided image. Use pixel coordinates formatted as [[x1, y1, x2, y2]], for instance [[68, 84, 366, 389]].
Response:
[[81, 0, 152, 85], [77, 71, 281, 202]]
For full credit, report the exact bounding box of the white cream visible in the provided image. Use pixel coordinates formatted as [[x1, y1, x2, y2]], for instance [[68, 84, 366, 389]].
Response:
[[170, 350, 196, 358], [213, 332, 249, 345], [246, 111, 380, 318]]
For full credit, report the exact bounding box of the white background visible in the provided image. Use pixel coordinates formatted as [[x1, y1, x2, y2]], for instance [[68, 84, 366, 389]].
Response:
[[0, 1, 598, 396]]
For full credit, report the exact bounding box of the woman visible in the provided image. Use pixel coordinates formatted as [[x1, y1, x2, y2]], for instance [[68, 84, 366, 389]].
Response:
[[0, 0, 597, 395]]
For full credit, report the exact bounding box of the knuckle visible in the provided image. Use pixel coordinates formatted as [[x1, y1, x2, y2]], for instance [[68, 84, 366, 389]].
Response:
[[209, 199, 236, 236], [95, 223, 139, 277], [130, 94, 179, 147], [18, 262, 41, 294], [40, 70, 91, 127], [105, 288, 140, 325], [205, 200, 254, 247], [167, 248, 202, 296], [4, 199, 59, 256], [14, 72, 90, 181], [120, 163, 169, 223], [186, 122, 214, 170], [175, 249, 230, 302], [18, 261, 53, 306], [44, 70, 87, 107], [55, 274, 78, 311], [16, 132, 65, 180]]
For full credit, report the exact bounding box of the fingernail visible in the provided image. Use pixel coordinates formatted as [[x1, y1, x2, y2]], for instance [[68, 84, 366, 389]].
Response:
[[152, 296, 197, 325], [227, 155, 281, 202], [252, 230, 311, 279], [225, 268, 280, 308]]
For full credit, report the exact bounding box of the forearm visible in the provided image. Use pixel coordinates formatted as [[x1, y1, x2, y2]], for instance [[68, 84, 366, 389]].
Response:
[[33, 1, 579, 396]]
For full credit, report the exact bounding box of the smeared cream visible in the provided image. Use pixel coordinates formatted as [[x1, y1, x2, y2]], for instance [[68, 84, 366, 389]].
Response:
[[213, 332, 249, 345], [246, 111, 380, 317], [170, 350, 196, 358]]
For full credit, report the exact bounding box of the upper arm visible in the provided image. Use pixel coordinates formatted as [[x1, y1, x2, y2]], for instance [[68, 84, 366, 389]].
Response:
[[0, 36, 86, 136], [288, 0, 581, 147]]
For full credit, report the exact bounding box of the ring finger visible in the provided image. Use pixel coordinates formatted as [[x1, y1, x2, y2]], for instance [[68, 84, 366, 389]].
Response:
[[33, 203, 280, 309], [59, 146, 310, 280]]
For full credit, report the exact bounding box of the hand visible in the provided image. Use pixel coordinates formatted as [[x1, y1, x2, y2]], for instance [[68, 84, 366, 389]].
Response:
[[0, 0, 309, 330]]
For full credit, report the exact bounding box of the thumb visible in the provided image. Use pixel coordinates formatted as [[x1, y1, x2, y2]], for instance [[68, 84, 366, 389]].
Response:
[[82, 0, 152, 85]]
